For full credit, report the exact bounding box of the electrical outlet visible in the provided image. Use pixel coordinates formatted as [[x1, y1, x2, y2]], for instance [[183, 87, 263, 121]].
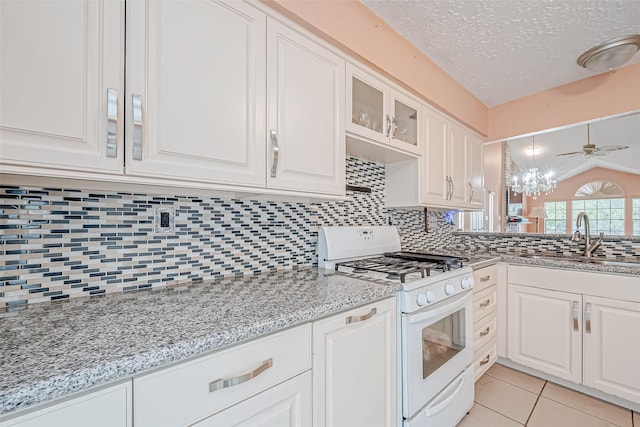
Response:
[[154, 206, 175, 234]]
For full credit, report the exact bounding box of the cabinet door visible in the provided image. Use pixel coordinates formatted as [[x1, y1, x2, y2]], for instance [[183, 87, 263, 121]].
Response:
[[448, 123, 468, 206], [267, 19, 345, 195], [0, 0, 123, 174], [346, 63, 389, 144], [389, 89, 421, 155], [508, 284, 582, 383], [193, 372, 311, 427], [126, 0, 266, 186], [467, 135, 484, 208], [313, 298, 397, 427], [583, 296, 640, 404], [2, 381, 132, 427], [421, 108, 448, 204]]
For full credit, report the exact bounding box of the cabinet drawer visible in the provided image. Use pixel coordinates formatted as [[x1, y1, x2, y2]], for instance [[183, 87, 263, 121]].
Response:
[[473, 265, 497, 293], [134, 324, 311, 427], [473, 285, 496, 321], [473, 338, 497, 382], [473, 311, 497, 354], [193, 371, 311, 426]]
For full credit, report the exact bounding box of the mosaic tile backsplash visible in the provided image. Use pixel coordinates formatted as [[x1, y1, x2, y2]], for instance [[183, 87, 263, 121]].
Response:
[[1, 157, 390, 307], [2, 156, 639, 307]]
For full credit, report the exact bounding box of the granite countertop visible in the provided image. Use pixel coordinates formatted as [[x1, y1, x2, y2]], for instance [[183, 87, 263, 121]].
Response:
[[0, 267, 400, 416]]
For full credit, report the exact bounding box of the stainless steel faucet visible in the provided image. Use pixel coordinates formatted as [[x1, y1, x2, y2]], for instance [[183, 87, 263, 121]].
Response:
[[572, 212, 604, 257]]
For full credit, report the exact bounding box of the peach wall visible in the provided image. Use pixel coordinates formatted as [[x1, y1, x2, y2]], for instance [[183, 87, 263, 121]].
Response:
[[489, 63, 640, 142], [263, 0, 639, 144], [524, 167, 640, 234], [262, 0, 489, 136]]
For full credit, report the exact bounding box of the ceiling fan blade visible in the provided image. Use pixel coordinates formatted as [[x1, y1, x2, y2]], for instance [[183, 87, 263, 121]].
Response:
[[556, 151, 582, 157], [593, 145, 629, 152]]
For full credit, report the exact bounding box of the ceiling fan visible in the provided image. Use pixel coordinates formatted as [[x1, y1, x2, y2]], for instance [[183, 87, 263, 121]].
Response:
[[556, 124, 629, 158]]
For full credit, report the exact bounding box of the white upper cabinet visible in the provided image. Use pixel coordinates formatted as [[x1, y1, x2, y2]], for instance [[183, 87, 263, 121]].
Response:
[[125, 0, 267, 187], [347, 63, 421, 155], [467, 134, 484, 208], [266, 19, 345, 195], [0, 0, 124, 174], [417, 107, 484, 209]]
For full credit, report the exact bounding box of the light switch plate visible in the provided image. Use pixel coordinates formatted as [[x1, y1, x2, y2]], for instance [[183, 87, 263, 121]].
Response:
[[154, 206, 175, 234]]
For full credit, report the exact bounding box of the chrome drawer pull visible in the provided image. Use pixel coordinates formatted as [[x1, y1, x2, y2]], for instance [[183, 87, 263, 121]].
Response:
[[479, 299, 491, 308], [479, 275, 490, 282], [585, 302, 592, 334], [132, 94, 143, 160], [106, 88, 118, 158], [346, 307, 377, 324], [209, 358, 273, 393], [385, 114, 391, 137], [572, 301, 579, 331], [270, 130, 279, 178], [479, 326, 490, 337], [480, 354, 490, 366]]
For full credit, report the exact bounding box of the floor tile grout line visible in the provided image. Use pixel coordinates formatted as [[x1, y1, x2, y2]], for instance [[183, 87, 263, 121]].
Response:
[[485, 371, 546, 396], [523, 380, 547, 426], [473, 401, 526, 426], [534, 394, 633, 427]]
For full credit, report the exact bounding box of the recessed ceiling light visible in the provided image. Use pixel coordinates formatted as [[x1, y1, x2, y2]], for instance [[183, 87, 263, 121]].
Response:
[[577, 35, 640, 72]]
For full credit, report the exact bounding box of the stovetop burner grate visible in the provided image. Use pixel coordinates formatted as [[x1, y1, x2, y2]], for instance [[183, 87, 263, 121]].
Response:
[[335, 257, 438, 283], [384, 251, 469, 269]]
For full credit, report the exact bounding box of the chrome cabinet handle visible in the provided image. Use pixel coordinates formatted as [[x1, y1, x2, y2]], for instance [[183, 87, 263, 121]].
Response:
[[132, 94, 143, 161], [480, 354, 490, 365], [450, 178, 455, 199], [479, 275, 490, 282], [479, 326, 490, 337], [446, 176, 452, 200], [106, 89, 118, 158], [479, 299, 491, 308], [468, 180, 473, 203], [585, 302, 592, 334], [346, 307, 377, 324], [209, 359, 273, 393], [572, 301, 579, 331], [270, 130, 279, 178], [391, 116, 398, 138], [385, 114, 391, 137]]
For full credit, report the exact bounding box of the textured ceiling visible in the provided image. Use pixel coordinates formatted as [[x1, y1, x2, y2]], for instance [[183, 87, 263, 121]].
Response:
[[362, 0, 640, 106]]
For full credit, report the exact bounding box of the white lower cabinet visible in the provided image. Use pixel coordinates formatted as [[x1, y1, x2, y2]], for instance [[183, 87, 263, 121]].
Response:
[[1, 381, 132, 427], [507, 284, 582, 383], [133, 324, 312, 427], [313, 298, 397, 427], [583, 296, 640, 403], [193, 371, 311, 427], [507, 265, 640, 405], [472, 265, 498, 381]]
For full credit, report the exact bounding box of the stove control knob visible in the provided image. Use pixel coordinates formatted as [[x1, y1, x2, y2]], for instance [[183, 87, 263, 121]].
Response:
[[416, 293, 428, 306], [425, 290, 436, 303], [444, 283, 455, 295], [461, 277, 471, 289]]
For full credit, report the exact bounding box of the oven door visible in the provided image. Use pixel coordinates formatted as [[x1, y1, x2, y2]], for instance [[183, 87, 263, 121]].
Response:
[[402, 290, 473, 419]]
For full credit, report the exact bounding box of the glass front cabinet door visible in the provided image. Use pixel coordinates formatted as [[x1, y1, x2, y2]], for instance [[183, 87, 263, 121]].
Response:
[[346, 63, 421, 155]]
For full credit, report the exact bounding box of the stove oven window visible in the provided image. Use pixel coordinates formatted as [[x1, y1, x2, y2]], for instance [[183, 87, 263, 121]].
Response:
[[421, 309, 466, 379]]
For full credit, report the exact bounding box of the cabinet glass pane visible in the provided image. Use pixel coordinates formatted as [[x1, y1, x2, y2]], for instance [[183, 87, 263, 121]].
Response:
[[352, 77, 384, 134], [393, 100, 418, 146]]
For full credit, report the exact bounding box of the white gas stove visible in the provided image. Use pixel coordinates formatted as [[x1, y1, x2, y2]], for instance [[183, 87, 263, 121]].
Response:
[[317, 225, 474, 313], [317, 225, 475, 426]]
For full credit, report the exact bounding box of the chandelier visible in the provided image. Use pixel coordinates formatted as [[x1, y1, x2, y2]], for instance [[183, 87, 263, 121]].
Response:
[[511, 136, 556, 200]]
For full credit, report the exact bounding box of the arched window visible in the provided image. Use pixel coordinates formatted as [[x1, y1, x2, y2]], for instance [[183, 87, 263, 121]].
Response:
[[572, 180, 625, 235]]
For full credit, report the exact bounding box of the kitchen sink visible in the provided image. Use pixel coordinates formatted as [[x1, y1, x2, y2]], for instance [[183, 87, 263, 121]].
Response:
[[519, 254, 640, 268]]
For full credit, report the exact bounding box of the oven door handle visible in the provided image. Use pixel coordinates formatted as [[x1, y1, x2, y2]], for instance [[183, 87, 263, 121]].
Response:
[[408, 292, 470, 325], [423, 370, 466, 416]]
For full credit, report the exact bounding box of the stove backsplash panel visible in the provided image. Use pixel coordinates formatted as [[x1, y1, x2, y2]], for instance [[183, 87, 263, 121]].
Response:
[[0, 157, 388, 307]]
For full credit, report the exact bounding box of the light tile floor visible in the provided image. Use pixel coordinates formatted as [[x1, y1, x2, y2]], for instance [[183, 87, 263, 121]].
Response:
[[458, 363, 639, 427]]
